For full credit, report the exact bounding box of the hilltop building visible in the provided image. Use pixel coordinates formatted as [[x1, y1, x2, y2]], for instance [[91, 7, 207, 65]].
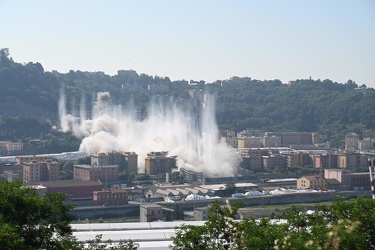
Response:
[[0, 141, 23, 154]]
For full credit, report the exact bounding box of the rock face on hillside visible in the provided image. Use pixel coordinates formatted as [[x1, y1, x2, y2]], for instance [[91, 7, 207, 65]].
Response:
[[0, 96, 57, 118]]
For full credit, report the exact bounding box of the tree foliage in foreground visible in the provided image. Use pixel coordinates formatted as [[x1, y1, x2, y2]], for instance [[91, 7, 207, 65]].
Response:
[[0, 181, 138, 249], [172, 197, 375, 250], [0, 181, 77, 249]]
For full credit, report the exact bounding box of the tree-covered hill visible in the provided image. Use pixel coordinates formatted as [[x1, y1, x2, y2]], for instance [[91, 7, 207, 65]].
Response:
[[1, 48, 375, 148]]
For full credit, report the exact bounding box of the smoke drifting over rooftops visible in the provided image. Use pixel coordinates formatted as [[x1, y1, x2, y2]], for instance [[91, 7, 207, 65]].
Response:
[[58, 91, 241, 177]]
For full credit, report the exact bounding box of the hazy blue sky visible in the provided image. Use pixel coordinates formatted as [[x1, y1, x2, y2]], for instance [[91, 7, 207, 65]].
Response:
[[1, 0, 374, 87]]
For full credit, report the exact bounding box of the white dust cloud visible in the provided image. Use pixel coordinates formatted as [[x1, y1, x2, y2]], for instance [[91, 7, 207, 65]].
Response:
[[59, 91, 241, 177]]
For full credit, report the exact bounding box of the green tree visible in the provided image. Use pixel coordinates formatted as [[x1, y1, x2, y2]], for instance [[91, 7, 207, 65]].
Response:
[[0, 180, 77, 249], [0, 181, 140, 250], [172, 197, 375, 250], [84, 234, 139, 250]]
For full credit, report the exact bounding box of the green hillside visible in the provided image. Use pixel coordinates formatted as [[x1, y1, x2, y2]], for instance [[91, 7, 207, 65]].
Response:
[[1, 48, 374, 150]]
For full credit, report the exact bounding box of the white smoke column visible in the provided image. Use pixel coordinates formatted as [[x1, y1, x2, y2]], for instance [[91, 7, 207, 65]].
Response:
[[59, 91, 241, 177], [58, 88, 79, 133]]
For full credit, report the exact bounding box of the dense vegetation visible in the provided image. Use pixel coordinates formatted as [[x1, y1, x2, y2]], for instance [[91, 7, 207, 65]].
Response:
[[172, 197, 375, 249], [0, 181, 138, 249], [1, 48, 375, 150]]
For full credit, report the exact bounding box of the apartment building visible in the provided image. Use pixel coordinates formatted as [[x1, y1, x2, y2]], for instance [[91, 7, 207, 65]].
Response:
[[265, 132, 319, 146], [23, 160, 60, 184], [0, 141, 23, 153], [345, 133, 359, 150], [312, 154, 338, 169], [238, 136, 262, 148], [74, 164, 119, 182], [262, 154, 287, 170], [358, 138, 375, 150], [220, 130, 238, 148], [145, 152, 177, 175], [262, 135, 281, 147], [324, 169, 351, 190], [338, 153, 368, 169], [285, 152, 311, 168], [91, 151, 138, 174]]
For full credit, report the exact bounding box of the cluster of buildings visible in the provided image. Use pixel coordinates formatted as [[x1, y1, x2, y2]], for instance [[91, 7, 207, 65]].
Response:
[[345, 131, 375, 150], [237, 147, 370, 172], [0, 127, 373, 210], [0, 154, 133, 206], [221, 130, 320, 149], [297, 168, 370, 191], [218, 129, 375, 173]]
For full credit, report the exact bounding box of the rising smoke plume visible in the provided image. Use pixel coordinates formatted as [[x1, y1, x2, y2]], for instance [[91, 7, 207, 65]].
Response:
[[58, 91, 241, 177]]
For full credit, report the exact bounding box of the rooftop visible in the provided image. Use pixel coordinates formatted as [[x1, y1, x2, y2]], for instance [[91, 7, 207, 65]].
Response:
[[37, 180, 102, 187], [74, 164, 118, 169]]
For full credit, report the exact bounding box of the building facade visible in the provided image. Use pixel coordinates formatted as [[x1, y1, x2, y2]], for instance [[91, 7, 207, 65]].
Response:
[[312, 154, 338, 169], [23, 160, 60, 184], [262, 155, 287, 170], [140, 204, 163, 222], [37, 180, 102, 198], [345, 133, 359, 150], [93, 188, 128, 205], [324, 169, 351, 190], [338, 153, 368, 169], [145, 152, 177, 175], [350, 172, 371, 190], [262, 135, 281, 147], [265, 132, 319, 146], [74, 165, 119, 182], [285, 152, 311, 168], [238, 136, 263, 148], [0, 141, 23, 153], [91, 151, 138, 174], [297, 175, 327, 190]]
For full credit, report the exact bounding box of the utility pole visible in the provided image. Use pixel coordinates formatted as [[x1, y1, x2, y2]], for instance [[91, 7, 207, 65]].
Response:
[[369, 158, 375, 200]]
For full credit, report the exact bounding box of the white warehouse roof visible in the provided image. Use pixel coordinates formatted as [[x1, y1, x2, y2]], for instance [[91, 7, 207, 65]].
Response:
[[72, 221, 206, 250]]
